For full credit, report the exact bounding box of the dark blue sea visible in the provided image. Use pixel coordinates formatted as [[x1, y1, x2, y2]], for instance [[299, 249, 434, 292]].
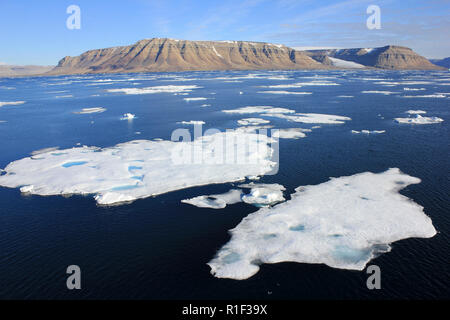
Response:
[[0, 69, 448, 299]]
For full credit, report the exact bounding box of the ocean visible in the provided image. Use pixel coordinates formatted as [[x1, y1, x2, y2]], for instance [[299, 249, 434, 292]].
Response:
[[0, 69, 448, 299]]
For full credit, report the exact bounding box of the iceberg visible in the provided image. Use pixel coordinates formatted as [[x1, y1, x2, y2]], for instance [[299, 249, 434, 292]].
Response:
[[405, 110, 427, 114], [208, 168, 436, 280], [0, 131, 277, 205], [352, 130, 385, 134], [184, 97, 208, 101], [223, 106, 295, 115], [178, 120, 206, 125], [263, 112, 351, 124], [258, 91, 313, 95]]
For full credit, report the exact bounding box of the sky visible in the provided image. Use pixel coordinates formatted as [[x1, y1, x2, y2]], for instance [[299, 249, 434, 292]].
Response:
[[0, 0, 449, 65]]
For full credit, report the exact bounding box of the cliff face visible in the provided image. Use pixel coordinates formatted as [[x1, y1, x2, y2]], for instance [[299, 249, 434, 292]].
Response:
[[49, 38, 326, 75], [305, 46, 444, 70]]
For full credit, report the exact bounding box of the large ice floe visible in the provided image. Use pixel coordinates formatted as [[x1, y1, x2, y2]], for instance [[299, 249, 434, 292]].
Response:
[[107, 85, 201, 95], [208, 168, 436, 280], [272, 128, 310, 139], [0, 132, 277, 205]]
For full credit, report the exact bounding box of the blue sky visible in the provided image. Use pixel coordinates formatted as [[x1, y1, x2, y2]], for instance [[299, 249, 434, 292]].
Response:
[[0, 0, 449, 65]]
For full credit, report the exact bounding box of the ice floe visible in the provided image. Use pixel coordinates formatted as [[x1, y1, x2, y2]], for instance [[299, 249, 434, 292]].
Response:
[[222, 106, 295, 115], [405, 110, 427, 114], [178, 120, 206, 125], [0, 101, 25, 107], [258, 91, 312, 95], [0, 131, 277, 205], [362, 91, 399, 95], [73, 107, 106, 114], [272, 128, 310, 139], [208, 168, 436, 280], [352, 130, 385, 134], [262, 113, 351, 124], [107, 85, 201, 95], [239, 183, 286, 207], [237, 118, 270, 126], [402, 94, 446, 98], [120, 113, 136, 120], [182, 189, 242, 209], [395, 114, 444, 124], [184, 97, 208, 101]]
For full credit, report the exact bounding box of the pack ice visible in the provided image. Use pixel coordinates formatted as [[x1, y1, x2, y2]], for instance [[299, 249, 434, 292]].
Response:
[[208, 168, 436, 280]]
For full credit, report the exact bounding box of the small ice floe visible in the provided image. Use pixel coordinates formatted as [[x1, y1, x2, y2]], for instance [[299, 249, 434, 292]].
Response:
[[402, 94, 446, 98], [201, 104, 211, 107], [403, 88, 426, 91], [0, 120, 6, 123], [177, 120, 205, 125], [258, 91, 313, 95], [237, 118, 270, 126], [55, 95, 73, 99], [183, 97, 208, 101], [181, 189, 243, 209], [0, 101, 25, 107], [107, 85, 201, 95], [337, 95, 354, 98], [20, 185, 34, 193], [405, 110, 427, 114], [239, 183, 286, 207], [73, 107, 106, 114], [208, 168, 436, 280], [361, 91, 399, 95], [272, 128, 310, 139], [263, 112, 351, 124], [222, 106, 295, 115], [395, 114, 444, 124], [239, 91, 244, 95], [352, 130, 385, 134], [120, 113, 136, 120]]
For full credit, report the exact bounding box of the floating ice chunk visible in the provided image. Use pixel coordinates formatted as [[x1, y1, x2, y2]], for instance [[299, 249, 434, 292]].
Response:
[[223, 106, 295, 115], [184, 97, 208, 101], [208, 168, 436, 280], [0, 132, 276, 205], [20, 185, 34, 193], [361, 91, 399, 95], [352, 130, 385, 134], [337, 95, 354, 98], [0, 101, 25, 107], [272, 128, 309, 139], [403, 88, 426, 91], [237, 118, 270, 126], [405, 110, 427, 114], [0, 120, 6, 123], [178, 120, 206, 125], [402, 94, 446, 98], [73, 107, 106, 114], [120, 113, 136, 120], [239, 183, 285, 207], [181, 189, 243, 209], [263, 113, 351, 124], [258, 91, 312, 95], [395, 114, 444, 124], [201, 104, 211, 107], [107, 85, 201, 95], [239, 91, 244, 95]]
